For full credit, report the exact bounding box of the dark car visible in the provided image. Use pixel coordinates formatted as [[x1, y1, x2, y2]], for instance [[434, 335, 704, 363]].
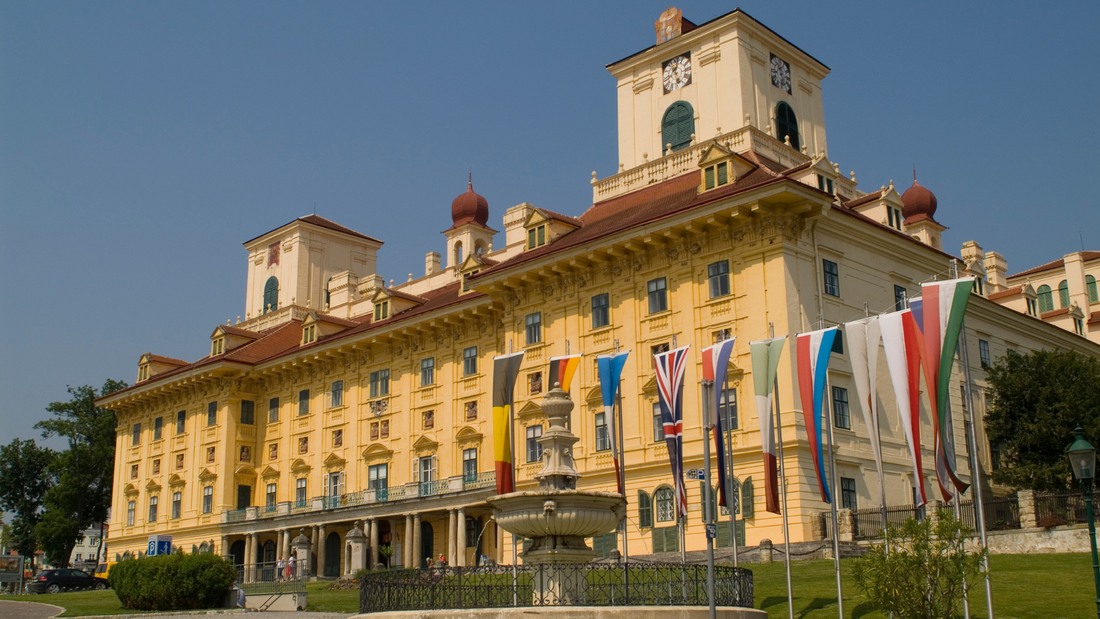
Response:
[[27, 568, 110, 594]]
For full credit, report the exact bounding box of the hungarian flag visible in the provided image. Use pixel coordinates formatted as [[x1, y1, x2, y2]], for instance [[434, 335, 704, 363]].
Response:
[[880, 310, 927, 506], [796, 327, 840, 504], [548, 354, 582, 394], [750, 336, 786, 515], [912, 277, 974, 501], [654, 345, 691, 518], [598, 351, 630, 494], [845, 317, 885, 507], [492, 351, 525, 495], [702, 337, 736, 508]]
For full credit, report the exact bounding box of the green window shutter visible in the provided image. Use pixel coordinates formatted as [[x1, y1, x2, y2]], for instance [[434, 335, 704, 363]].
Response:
[[717, 162, 728, 185], [1037, 285, 1053, 313], [528, 228, 536, 249], [639, 490, 653, 529], [705, 167, 715, 189], [1087, 275, 1098, 303], [263, 277, 279, 314], [737, 520, 745, 546], [1058, 280, 1070, 308], [741, 477, 754, 519], [665, 526, 680, 553], [651, 528, 663, 554], [716, 520, 732, 548], [661, 102, 695, 152]]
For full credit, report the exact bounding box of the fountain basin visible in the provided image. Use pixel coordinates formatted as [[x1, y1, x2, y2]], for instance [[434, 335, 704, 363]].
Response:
[[487, 490, 624, 541]]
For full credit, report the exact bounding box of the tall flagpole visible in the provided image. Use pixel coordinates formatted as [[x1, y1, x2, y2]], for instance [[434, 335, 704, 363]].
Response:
[[615, 339, 629, 563], [960, 318, 994, 618], [702, 380, 717, 619], [724, 372, 739, 568], [770, 323, 795, 619], [824, 374, 844, 619], [508, 339, 518, 572], [672, 334, 686, 566]]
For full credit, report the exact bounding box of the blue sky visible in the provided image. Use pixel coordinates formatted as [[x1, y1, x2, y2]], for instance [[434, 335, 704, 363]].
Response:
[[1, 1, 1097, 448]]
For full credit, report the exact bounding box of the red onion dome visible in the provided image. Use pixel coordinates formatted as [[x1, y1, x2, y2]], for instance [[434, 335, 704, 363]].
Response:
[[451, 180, 489, 227], [901, 178, 938, 222]]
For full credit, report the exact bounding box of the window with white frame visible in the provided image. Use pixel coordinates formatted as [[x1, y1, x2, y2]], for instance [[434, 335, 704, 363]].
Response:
[[463, 448, 478, 481], [595, 412, 611, 451], [526, 425, 543, 463], [202, 486, 213, 514]]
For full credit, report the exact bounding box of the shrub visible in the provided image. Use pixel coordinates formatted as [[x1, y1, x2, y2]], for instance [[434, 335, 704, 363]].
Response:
[[851, 513, 987, 619], [1037, 513, 1066, 529], [109, 552, 237, 610]]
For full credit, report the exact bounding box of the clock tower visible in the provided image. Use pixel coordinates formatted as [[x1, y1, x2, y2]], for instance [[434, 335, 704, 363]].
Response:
[[607, 8, 830, 172]]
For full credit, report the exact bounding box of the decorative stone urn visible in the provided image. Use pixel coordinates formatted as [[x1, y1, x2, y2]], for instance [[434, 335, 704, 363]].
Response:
[[487, 383, 625, 603]]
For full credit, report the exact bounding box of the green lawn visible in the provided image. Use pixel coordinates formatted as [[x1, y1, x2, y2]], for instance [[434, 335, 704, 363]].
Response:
[[8, 554, 1096, 617]]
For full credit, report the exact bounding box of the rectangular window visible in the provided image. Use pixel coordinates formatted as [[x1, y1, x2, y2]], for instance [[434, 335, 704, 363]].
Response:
[[176, 410, 185, 435], [717, 161, 728, 185], [526, 425, 543, 463], [718, 389, 737, 430], [418, 456, 436, 483], [841, 477, 858, 510], [894, 285, 907, 311], [528, 228, 537, 249], [374, 300, 389, 321], [651, 343, 669, 369], [823, 260, 840, 297], [202, 486, 213, 514], [463, 448, 478, 482], [708, 261, 730, 299], [172, 491, 181, 519], [1026, 298, 1037, 316], [328, 472, 344, 497], [268, 398, 279, 423], [832, 386, 850, 430], [979, 339, 991, 369], [1075, 317, 1085, 335], [126, 501, 135, 526], [647, 277, 668, 314], [296, 478, 308, 504], [525, 312, 542, 345], [266, 483, 277, 508], [207, 402, 217, 426], [591, 293, 610, 329], [653, 402, 665, 442], [463, 346, 478, 376], [369, 369, 390, 398], [330, 381, 343, 408], [421, 358, 435, 386], [713, 328, 732, 344], [132, 423, 141, 446], [537, 225, 545, 246], [298, 390, 310, 416], [705, 166, 715, 189], [240, 400, 254, 425], [529, 372, 543, 395], [148, 496, 158, 523], [595, 412, 610, 451], [153, 417, 163, 441], [368, 464, 388, 491]]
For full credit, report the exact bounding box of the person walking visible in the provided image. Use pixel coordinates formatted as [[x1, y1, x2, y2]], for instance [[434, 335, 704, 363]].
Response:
[[288, 554, 297, 580], [276, 557, 285, 581]]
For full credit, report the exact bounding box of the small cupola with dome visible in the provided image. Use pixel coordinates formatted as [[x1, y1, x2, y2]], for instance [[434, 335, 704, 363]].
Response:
[[444, 177, 497, 269], [901, 174, 946, 250]]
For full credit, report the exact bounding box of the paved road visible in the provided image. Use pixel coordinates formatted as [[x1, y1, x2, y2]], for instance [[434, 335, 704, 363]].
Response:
[[0, 600, 64, 619]]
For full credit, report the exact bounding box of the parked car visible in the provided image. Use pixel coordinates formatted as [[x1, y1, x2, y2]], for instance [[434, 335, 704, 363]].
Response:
[[93, 562, 116, 579], [27, 569, 110, 594]]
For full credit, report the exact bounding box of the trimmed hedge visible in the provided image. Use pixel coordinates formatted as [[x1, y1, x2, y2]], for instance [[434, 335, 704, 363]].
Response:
[[108, 552, 237, 611]]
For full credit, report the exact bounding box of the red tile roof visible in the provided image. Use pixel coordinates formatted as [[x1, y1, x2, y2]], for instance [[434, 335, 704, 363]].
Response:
[[537, 208, 583, 227], [146, 354, 189, 366], [218, 325, 260, 339], [244, 214, 382, 246], [1008, 251, 1100, 279], [313, 313, 363, 328], [844, 190, 885, 209], [987, 286, 1023, 301], [1040, 308, 1070, 319], [382, 287, 429, 304]]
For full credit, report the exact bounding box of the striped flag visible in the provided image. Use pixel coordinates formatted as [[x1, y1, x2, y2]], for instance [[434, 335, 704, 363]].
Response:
[[598, 351, 630, 494], [845, 317, 885, 506], [796, 327, 840, 504], [750, 336, 786, 515], [548, 354, 582, 394], [702, 337, 737, 507], [654, 345, 691, 518], [492, 351, 525, 495], [880, 310, 928, 506]]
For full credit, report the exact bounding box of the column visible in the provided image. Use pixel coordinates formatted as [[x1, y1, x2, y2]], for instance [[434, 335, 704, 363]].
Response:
[[276, 529, 284, 564], [252, 533, 261, 583], [369, 518, 379, 569], [363, 520, 372, 568], [243, 535, 252, 583], [446, 510, 456, 563], [283, 529, 292, 561], [311, 526, 320, 576], [317, 525, 327, 578], [413, 513, 422, 568], [404, 515, 413, 568], [220, 536, 228, 556], [456, 507, 467, 566]]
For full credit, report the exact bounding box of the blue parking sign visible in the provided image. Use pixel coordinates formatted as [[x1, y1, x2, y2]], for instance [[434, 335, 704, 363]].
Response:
[[148, 535, 173, 556], [705, 524, 716, 540], [147, 541, 157, 555]]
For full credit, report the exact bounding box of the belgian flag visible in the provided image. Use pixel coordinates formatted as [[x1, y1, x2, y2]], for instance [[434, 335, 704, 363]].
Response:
[[492, 351, 525, 495]]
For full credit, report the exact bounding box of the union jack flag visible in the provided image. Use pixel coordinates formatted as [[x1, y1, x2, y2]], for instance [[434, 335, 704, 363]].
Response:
[[654, 345, 691, 518]]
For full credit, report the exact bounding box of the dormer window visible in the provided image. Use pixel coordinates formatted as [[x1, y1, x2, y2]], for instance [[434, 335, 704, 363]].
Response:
[[816, 174, 834, 195], [887, 206, 904, 230], [1026, 298, 1038, 316], [303, 324, 317, 344], [463, 270, 479, 292], [138, 365, 149, 381], [374, 301, 389, 321], [704, 162, 730, 190], [211, 338, 225, 356], [528, 225, 546, 249]]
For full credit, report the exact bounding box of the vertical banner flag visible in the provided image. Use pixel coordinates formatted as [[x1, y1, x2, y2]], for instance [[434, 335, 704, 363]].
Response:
[[702, 337, 737, 507], [492, 351, 525, 495], [750, 336, 786, 514], [845, 317, 885, 506], [654, 345, 691, 518], [880, 310, 928, 506], [549, 354, 582, 394], [796, 327, 840, 504], [598, 352, 631, 494]]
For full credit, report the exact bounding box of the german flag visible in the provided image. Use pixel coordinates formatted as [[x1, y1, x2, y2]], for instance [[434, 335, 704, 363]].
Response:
[[492, 351, 525, 495], [547, 354, 582, 393]]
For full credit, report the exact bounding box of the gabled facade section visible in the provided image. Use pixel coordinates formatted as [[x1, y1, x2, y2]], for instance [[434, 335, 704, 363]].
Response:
[[369, 287, 427, 321], [136, 353, 188, 383], [697, 143, 755, 192], [210, 324, 260, 357], [844, 182, 905, 232], [523, 208, 582, 251]]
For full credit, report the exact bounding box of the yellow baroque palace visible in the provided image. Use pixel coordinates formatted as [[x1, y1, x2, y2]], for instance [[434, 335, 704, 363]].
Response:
[[98, 7, 1100, 577]]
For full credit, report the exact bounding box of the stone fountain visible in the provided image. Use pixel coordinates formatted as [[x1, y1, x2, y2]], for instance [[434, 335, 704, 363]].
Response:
[[486, 383, 625, 604]]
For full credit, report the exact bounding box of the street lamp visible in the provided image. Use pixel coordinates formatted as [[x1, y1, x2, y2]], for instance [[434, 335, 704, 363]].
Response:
[[1067, 426, 1099, 619]]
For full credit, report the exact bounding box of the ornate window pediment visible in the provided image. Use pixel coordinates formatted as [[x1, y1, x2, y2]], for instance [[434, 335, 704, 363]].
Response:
[[123, 483, 139, 496], [412, 435, 439, 454], [455, 426, 483, 445], [234, 464, 257, 478], [641, 374, 659, 395], [198, 468, 218, 483], [362, 443, 393, 462], [516, 400, 544, 422], [167, 474, 186, 487], [145, 479, 162, 492], [323, 452, 347, 469], [260, 465, 280, 479], [290, 458, 311, 473]]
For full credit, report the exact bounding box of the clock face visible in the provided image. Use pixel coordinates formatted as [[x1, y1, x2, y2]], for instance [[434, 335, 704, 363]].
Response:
[[662, 53, 692, 94], [770, 54, 791, 94]]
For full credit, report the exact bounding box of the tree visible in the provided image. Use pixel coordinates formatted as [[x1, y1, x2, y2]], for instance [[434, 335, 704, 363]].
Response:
[[851, 514, 988, 619], [984, 349, 1100, 491], [0, 438, 56, 557], [34, 379, 127, 567]]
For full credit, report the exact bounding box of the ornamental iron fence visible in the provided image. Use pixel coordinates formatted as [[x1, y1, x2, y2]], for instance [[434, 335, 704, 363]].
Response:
[[235, 560, 306, 595], [1035, 490, 1100, 526], [358, 562, 753, 613]]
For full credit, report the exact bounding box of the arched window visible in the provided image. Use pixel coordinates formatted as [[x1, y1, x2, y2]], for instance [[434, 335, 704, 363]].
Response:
[[263, 277, 279, 314], [660, 101, 695, 153], [654, 486, 675, 522], [1037, 284, 1053, 313], [324, 277, 333, 308], [775, 102, 800, 151], [454, 241, 464, 266], [1087, 275, 1098, 303], [1058, 280, 1070, 308]]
